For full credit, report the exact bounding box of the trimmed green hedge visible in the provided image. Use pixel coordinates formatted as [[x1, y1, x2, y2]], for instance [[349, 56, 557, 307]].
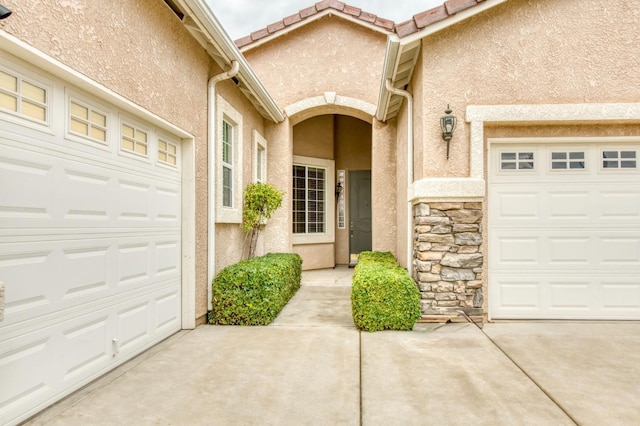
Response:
[[351, 251, 422, 332], [208, 253, 302, 325]]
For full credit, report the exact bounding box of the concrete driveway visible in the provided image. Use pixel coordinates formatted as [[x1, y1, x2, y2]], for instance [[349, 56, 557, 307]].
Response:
[[26, 268, 640, 425]]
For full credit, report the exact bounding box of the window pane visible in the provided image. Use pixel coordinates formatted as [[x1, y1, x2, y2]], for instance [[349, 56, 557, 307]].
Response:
[[0, 92, 17, 111], [169, 144, 177, 155], [122, 138, 134, 151], [603, 151, 618, 159], [552, 162, 567, 169], [137, 130, 147, 144], [122, 124, 134, 138], [22, 81, 46, 103], [71, 118, 88, 135], [21, 100, 46, 121], [0, 70, 17, 92], [70, 101, 88, 119], [621, 151, 636, 159], [552, 152, 567, 160], [90, 110, 106, 127], [569, 161, 585, 169], [158, 152, 167, 162], [168, 154, 176, 165], [519, 162, 534, 170], [501, 162, 516, 170], [501, 153, 516, 160], [519, 152, 534, 160], [569, 152, 585, 160], [621, 161, 636, 169], [223, 166, 232, 207], [603, 160, 618, 169]]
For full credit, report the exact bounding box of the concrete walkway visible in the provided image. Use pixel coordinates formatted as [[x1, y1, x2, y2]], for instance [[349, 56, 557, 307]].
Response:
[[26, 267, 640, 425]]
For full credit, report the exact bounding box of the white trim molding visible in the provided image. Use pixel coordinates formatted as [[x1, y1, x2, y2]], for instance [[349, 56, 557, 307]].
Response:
[[285, 93, 375, 125]]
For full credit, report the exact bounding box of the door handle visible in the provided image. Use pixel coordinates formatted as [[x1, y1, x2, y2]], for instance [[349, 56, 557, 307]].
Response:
[[350, 221, 354, 238]]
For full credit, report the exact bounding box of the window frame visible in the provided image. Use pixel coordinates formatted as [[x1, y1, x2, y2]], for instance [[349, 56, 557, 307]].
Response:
[[599, 148, 638, 172], [66, 95, 110, 148], [253, 129, 267, 183], [157, 132, 180, 169], [292, 155, 335, 245], [215, 96, 243, 223], [0, 64, 52, 129]]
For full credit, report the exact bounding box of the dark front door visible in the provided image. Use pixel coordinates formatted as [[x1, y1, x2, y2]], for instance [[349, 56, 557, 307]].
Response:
[[349, 170, 372, 263]]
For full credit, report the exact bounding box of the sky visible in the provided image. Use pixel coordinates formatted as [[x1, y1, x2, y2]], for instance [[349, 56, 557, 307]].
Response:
[[208, 0, 446, 41]]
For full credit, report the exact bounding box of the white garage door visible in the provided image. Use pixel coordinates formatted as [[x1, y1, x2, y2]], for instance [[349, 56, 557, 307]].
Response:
[[0, 57, 182, 424], [489, 141, 640, 320]]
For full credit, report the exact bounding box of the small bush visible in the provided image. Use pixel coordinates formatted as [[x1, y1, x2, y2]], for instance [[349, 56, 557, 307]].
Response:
[[351, 251, 421, 332], [209, 253, 302, 325]]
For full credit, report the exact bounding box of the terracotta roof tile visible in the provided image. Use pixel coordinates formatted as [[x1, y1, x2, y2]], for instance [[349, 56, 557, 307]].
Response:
[[234, 0, 488, 49], [394, 19, 419, 38], [445, 0, 479, 15], [394, 0, 486, 38], [267, 21, 286, 34], [412, 6, 449, 28], [342, 5, 362, 17]]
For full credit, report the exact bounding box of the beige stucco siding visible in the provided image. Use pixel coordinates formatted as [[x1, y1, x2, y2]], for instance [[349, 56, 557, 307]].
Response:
[[415, 0, 640, 179], [243, 17, 387, 109]]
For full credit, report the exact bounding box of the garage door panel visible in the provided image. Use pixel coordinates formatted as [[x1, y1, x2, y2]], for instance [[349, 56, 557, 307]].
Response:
[[1, 138, 180, 230], [1, 236, 180, 327]]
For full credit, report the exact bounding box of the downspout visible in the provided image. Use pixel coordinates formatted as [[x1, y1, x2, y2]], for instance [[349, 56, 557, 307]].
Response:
[[207, 60, 239, 311], [384, 79, 414, 278]]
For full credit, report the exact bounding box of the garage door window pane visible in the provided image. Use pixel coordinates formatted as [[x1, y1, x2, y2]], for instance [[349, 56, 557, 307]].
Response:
[[158, 139, 177, 167], [603, 150, 637, 169], [70, 99, 108, 144], [501, 152, 534, 170], [0, 70, 48, 123], [552, 151, 585, 170], [121, 123, 148, 157]]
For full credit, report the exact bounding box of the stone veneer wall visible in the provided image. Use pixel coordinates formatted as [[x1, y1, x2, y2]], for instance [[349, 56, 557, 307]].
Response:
[[413, 202, 484, 318]]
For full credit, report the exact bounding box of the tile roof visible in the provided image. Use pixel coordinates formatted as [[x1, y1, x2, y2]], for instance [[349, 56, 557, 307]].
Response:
[[235, 0, 488, 49], [235, 0, 394, 49], [395, 0, 486, 37]]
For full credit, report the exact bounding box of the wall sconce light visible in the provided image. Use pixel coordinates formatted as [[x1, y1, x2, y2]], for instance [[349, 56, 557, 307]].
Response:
[[440, 104, 457, 160], [335, 181, 343, 198], [0, 5, 12, 20]]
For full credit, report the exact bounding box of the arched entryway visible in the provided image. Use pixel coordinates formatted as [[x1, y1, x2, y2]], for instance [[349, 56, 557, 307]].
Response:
[[292, 114, 372, 268]]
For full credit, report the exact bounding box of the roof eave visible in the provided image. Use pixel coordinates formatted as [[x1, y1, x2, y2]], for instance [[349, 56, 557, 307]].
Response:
[[376, 0, 510, 122], [178, 0, 285, 123]]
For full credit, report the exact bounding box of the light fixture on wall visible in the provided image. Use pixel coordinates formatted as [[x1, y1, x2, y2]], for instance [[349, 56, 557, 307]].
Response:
[[0, 4, 12, 20], [335, 181, 343, 198], [440, 104, 457, 160]]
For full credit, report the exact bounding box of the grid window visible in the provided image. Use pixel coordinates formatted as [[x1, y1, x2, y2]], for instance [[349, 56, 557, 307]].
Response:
[[158, 139, 178, 166], [293, 165, 326, 234], [0, 69, 47, 122], [121, 123, 148, 156], [222, 120, 233, 207], [70, 99, 107, 143], [501, 152, 535, 170], [551, 151, 585, 170], [602, 150, 637, 169]]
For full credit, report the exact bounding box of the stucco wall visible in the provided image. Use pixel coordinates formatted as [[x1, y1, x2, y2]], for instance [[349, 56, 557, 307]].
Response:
[[243, 16, 387, 109], [416, 0, 640, 179]]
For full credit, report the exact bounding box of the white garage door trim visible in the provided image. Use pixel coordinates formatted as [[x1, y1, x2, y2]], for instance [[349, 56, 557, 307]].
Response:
[[0, 33, 196, 425], [488, 137, 640, 320]]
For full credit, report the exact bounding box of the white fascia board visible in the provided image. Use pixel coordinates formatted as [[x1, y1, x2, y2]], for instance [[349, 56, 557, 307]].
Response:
[[375, 35, 401, 122], [181, 0, 284, 123]]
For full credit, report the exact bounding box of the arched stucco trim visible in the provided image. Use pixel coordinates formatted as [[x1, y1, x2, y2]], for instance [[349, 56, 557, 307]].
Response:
[[284, 92, 376, 125]]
